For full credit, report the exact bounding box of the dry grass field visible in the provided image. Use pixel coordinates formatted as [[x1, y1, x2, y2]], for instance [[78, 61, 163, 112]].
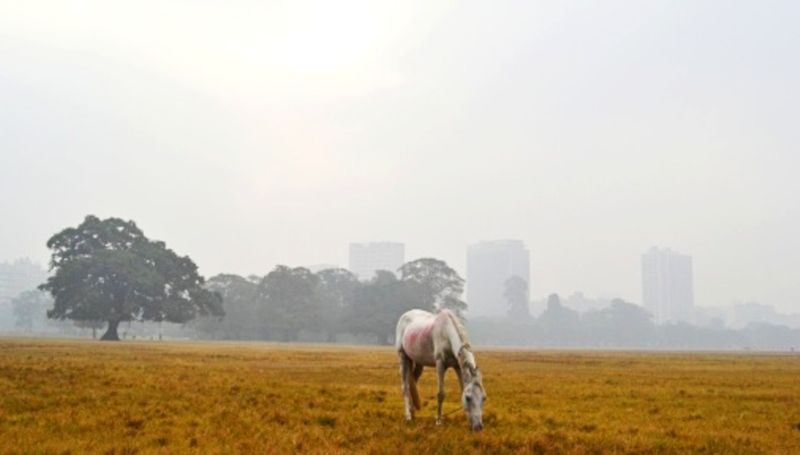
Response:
[[1, 339, 800, 454]]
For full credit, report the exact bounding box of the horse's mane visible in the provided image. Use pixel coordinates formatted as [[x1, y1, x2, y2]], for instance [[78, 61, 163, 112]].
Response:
[[442, 309, 480, 377], [443, 309, 469, 346]]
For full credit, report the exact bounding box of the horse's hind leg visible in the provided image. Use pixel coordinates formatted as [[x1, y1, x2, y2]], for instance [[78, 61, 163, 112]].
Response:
[[410, 363, 423, 410], [398, 351, 415, 421], [413, 364, 424, 382]]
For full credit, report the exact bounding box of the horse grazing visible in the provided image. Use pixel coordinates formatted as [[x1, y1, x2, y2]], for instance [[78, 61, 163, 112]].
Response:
[[395, 309, 487, 431]]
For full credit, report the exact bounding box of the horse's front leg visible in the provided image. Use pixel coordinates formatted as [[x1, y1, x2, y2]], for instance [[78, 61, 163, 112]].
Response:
[[399, 352, 414, 421], [435, 358, 446, 425]]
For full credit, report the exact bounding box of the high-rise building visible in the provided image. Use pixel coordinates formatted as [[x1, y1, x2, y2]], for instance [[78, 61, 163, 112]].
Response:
[[348, 242, 405, 281], [641, 247, 694, 323], [466, 240, 530, 318]]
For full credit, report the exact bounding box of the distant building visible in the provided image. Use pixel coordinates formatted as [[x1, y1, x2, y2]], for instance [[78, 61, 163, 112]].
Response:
[[641, 247, 694, 324], [348, 242, 405, 281], [0, 258, 48, 330], [466, 240, 530, 318], [728, 302, 800, 329]]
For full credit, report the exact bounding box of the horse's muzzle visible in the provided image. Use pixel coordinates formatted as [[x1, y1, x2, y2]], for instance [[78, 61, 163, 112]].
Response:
[[472, 423, 484, 432]]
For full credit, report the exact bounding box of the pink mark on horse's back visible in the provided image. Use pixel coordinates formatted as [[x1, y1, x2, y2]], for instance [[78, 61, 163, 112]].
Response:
[[403, 323, 434, 354], [401, 329, 416, 354], [405, 329, 420, 345]]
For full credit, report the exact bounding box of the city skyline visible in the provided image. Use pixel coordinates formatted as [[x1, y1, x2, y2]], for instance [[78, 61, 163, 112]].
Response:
[[3, 243, 798, 331], [0, 234, 787, 312]]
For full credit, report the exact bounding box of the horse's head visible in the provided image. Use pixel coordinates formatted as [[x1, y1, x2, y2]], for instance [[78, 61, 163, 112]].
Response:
[[462, 366, 487, 432]]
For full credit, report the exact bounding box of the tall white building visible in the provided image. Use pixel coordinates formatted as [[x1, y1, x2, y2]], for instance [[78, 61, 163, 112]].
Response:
[[466, 240, 530, 318], [348, 242, 405, 281], [641, 247, 695, 324]]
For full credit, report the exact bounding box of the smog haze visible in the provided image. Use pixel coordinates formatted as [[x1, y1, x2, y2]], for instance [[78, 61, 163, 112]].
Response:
[[1, 0, 798, 311]]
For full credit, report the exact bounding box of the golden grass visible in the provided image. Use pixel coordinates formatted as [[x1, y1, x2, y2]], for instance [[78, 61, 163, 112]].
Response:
[[1, 339, 799, 454]]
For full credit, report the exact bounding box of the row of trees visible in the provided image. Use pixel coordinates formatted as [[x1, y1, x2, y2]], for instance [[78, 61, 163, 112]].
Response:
[[194, 258, 466, 344], [31, 215, 800, 350], [472, 294, 800, 350], [36, 215, 467, 343]]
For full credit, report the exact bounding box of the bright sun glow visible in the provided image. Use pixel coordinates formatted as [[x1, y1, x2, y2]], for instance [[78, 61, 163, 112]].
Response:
[[268, 3, 379, 75]]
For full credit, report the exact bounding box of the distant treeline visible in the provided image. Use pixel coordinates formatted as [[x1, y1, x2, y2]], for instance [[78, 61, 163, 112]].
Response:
[[12, 282, 800, 350], [19, 215, 800, 350], [468, 295, 800, 351], [191, 258, 466, 344], [33, 215, 466, 342]]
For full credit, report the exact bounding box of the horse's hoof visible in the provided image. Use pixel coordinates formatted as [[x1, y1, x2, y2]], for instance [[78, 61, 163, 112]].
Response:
[[435, 419, 443, 426]]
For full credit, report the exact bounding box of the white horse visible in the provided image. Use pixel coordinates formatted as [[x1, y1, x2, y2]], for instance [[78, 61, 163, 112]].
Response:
[[395, 309, 487, 431]]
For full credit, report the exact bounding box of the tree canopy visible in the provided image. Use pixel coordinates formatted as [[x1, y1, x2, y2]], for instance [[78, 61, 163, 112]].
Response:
[[40, 215, 223, 340], [257, 266, 320, 341], [399, 258, 466, 317], [503, 275, 529, 319], [343, 270, 424, 344], [196, 274, 259, 339], [316, 268, 360, 341], [192, 258, 465, 345]]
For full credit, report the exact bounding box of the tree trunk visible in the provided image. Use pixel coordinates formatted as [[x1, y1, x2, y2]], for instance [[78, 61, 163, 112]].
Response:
[[101, 320, 121, 341]]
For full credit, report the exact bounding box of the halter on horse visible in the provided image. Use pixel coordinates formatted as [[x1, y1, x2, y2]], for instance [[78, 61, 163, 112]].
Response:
[[395, 309, 487, 431]]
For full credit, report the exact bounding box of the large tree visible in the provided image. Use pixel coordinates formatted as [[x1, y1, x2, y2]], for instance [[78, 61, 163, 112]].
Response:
[[582, 299, 654, 347], [315, 268, 360, 342], [347, 270, 423, 345], [257, 265, 320, 341], [398, 258, 467, 317], [503, 275, 530, 319], [196, 274, 259, 339], [537, 293, 579, 345], [40, 215, 223, 340]]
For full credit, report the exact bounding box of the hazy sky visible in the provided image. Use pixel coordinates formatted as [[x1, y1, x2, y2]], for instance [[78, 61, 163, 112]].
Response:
[[2, 1, 798, 311]]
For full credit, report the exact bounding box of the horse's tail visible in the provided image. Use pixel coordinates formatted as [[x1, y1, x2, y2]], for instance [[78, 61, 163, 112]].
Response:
[[408, 371, 421, 410]]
